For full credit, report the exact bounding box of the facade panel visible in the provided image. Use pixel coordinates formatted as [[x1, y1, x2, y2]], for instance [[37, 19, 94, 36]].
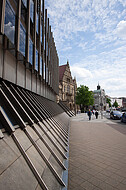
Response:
[[0, 0, 59, 101]]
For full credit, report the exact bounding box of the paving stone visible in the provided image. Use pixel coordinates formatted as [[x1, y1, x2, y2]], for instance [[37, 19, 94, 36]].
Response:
[[68, 113, 126, 190]]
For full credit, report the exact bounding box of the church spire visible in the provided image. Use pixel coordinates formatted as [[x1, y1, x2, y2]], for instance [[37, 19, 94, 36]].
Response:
[[97, 82, 101, 90]]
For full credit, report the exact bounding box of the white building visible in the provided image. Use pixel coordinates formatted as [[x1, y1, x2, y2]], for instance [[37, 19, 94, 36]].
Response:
[[111, 98, 123, 108]]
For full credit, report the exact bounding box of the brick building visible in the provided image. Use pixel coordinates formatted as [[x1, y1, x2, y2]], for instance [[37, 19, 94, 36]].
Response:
[[58, 61, 77, 112]]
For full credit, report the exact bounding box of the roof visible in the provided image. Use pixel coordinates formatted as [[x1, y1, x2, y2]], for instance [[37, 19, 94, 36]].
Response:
[[59, 64, 67, 81]]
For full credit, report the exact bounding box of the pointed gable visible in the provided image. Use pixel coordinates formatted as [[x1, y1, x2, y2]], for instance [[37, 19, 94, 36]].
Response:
[[59, 64, 67, 81]]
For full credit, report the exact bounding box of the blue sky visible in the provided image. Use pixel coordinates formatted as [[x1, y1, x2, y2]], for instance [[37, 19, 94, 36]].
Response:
[[45, 0, 126, 97]]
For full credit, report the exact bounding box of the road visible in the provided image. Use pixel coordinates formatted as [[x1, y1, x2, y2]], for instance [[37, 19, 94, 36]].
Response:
[[102, 111, 126, 136]]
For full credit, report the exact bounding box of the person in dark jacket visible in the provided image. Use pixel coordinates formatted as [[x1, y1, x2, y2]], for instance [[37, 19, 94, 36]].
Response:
[[87, 109, 92, 120], [95, 110, 99, 119]]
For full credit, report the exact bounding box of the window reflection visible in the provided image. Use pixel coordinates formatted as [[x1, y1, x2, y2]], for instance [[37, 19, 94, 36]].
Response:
[[29, 38, 33, 65], [44, 62, 45, 80], [48, 71, 50, 85], [47, 42, 48, 56], [30, 0, 34, 22], [21, 0, 27, 23], [40, 56, 42, 75], [4, 0, 15, 44], [36, 13, 39, 34], [19, 23, 26, 56], [22, 0, 27, 7], [41, 25, 42, 43], [46, 67, 48, 82], [36, 49, 38, 71]]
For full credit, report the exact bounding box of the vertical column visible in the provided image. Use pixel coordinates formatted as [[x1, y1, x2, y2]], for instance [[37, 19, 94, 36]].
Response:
[[45, 9, 47, 84], [26, 0, 30, 63], [25, 0, 30, 89], [15, 0, 21, 52], [38, 0, 41, 75], [15, 0, 21, 85], [33, 0, 37, 70], [42, 0, 45, 80], [47, 18, 50, 85], [0, 0, 6, 34]]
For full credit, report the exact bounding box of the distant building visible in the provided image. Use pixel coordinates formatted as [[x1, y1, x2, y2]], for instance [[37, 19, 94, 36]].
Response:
[[93, 84, 106, 110], [122, 97, 126, 108], [111, 97, 123, 108], [58, 61, 77, 111]]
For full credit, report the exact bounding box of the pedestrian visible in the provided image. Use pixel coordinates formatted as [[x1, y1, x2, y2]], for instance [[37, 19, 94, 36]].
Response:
[[95, 110, 98, 119], [87, 109, 92, 120]]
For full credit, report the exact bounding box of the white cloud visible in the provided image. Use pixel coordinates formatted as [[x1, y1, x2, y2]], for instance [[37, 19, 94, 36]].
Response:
[[116, 20, 126, 39], [46, 0, 126, 97]]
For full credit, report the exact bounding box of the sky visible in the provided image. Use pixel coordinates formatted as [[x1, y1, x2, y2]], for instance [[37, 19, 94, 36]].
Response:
[[45, 0, 126, 98]]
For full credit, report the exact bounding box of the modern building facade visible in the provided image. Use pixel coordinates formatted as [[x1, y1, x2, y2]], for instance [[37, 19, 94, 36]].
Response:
[[58, 61, 77, 112], [0, 1, 70, 190], [93, 84, 107, 111], [0, 0, 59, 101]]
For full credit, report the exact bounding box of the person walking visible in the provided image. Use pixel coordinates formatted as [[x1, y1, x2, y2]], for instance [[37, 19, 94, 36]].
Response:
[[87, 109, 92, 120], [95, 110, 98, 119]]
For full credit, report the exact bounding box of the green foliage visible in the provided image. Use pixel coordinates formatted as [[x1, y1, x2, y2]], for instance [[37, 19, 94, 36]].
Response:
[[113, 100, 119, 108], [106, 98, 111, 107], [76, 85, 94, 107]]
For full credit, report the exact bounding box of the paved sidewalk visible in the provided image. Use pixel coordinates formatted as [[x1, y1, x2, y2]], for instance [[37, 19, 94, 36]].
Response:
[[68, 114, 126, 190]]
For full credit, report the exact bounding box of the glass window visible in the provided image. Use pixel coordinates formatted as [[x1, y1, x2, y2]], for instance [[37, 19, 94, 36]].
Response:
[[67, 85, 70, 93], [64, 86, 65, 92], [50, 73, 52, 87], [36, 13, 39, 34], [40, 56, 42, 75], [41, 25, 42, 43], [49, 47, 50, 61], [30, 0, 34, 22], [41, 0, 43, 12], [22, 0, 27, 7], [4, 0, 15, 44], [12, 0, 17, 6], [48, 71, 50, 85], [21, 0, 27, 23], [36, 49, 38, 71], [44, 62, 45, 80], [19, 23, 26, 56], [46, 67, 48, 82], [29, 38, 33, 64], [44, 34, 45, 50], [47, 42, 48, 56]]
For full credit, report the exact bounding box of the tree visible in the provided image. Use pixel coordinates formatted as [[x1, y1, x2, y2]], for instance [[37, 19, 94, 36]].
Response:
[[106, 98, 111, 107], [76, 85, 94, 111], [113, 100, 119, 108]]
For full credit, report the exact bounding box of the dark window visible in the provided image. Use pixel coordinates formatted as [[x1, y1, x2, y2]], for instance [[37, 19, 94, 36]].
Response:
[[4, 0, 15, 44], [12, 0, 18, 6], [19, 23, 26, 56], [21, 0, 27, 24], [67, 85, 70, 93]]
